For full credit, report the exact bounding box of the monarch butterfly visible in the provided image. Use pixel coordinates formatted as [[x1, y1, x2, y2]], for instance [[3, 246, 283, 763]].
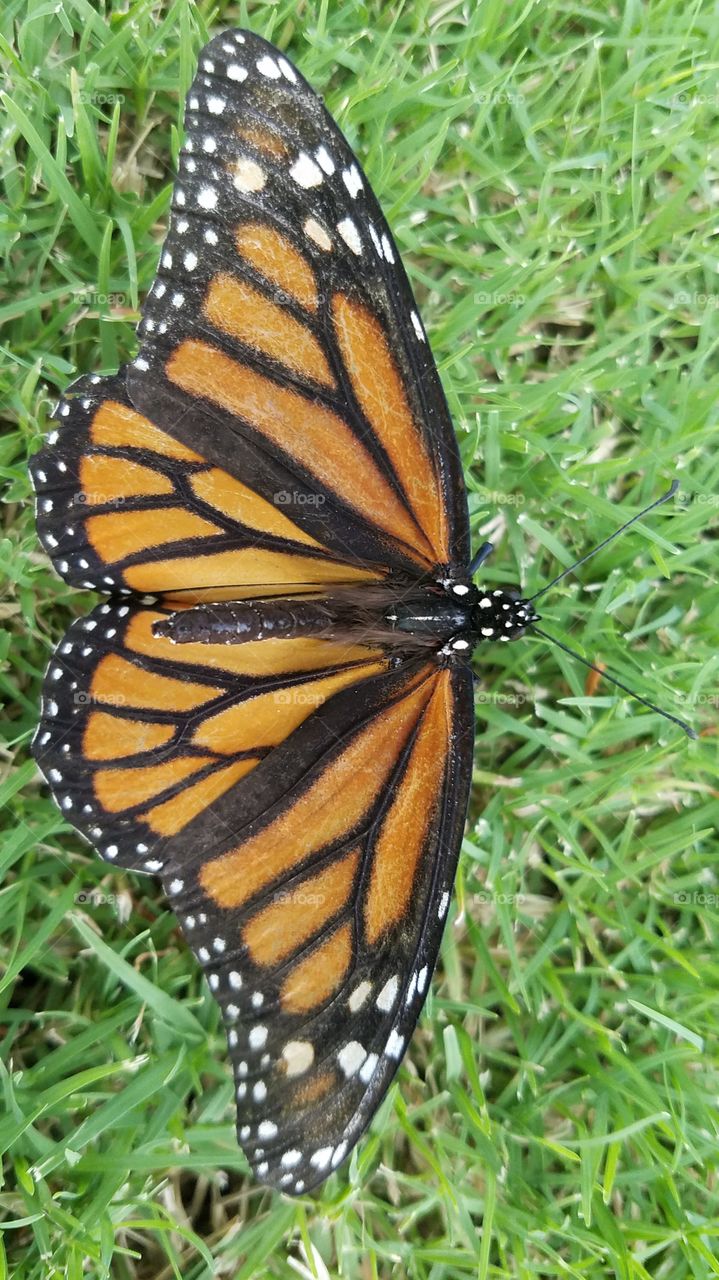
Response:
[[29, 28, 689, 1195]]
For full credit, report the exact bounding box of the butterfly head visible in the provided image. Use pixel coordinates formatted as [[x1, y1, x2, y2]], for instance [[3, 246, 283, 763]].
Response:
[[470, 587, 540, 643]]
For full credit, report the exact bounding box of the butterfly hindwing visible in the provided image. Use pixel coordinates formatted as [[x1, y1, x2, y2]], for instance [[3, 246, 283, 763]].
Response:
[[33, 593, 393, 873], [125, 28, 470, 582], [158, 658, 475, 1193]]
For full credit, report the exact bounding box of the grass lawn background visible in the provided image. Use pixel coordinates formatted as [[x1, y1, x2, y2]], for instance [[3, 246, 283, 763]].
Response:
[[1, 0, 718, 1276]]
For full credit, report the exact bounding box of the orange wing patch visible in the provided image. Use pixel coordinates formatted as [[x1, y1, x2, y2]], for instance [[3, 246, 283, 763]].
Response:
[[200, 673, 435, 909], [188, 468, 325, 549], [123, 548, 380, 595], [91, 654, 223, 711], [89, 398, 202, 460], [204, 274, 334, 387], [242, 847, 360, 967], [235, 125, 289, 160], [166, 339, 435, 564], [86, 507, 222, 562], [332, 292, 449, 561], [94, 755, 213, 812], [83, 712, 174, 760], [289, 1070, 336, 1105], [79, 455, 174, 501], [191, 662, 387, 753], [364, 670, 452, 943], [280, 922, 353, 1014], [234, 222, 318, 311], [141, 759, 258, 835]]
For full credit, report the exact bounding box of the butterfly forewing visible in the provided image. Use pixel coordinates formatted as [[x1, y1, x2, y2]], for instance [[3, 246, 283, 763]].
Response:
[[30, 27, 476, 1194], [125, 28, 470, 582]]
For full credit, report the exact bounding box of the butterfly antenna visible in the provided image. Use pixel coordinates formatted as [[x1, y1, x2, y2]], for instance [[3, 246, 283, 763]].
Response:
[[529, 625, 697, 738], [526, 480, 679, 605], [522, 479, 695, 737]]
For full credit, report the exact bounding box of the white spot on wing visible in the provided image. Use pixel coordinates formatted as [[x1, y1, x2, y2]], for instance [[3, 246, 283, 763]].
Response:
[[359, 1051, 379, 1083], [257, 55, 281, 79], [278, 56, 297, 84], [337, 217, 362, 255], [385, 1029, 405, 1058], [232, 158, 265, 193], [348, 981, 371, 1012], [282, 1039, 314, 1076], [376, 974, 399, 1012], [338, 1040, 367, 1077], [290, 152, 323, 188], [342, 165, 363, 198], [331, 1141, 348, 1168], [303, 217, 332, 251], [315, 144, 335, 175], [368, 222, 382, 256]]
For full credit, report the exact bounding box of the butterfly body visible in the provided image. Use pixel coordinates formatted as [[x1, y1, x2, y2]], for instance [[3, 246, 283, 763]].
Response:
[[153, 584, 538, 662]]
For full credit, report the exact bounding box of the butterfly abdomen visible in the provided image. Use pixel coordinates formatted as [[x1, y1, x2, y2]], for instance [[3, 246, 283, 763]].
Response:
[[152, 598, 340, 644]]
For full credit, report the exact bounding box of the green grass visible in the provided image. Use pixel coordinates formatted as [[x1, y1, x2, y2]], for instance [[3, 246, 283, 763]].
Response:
[[2, 0, 719, 1276]]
